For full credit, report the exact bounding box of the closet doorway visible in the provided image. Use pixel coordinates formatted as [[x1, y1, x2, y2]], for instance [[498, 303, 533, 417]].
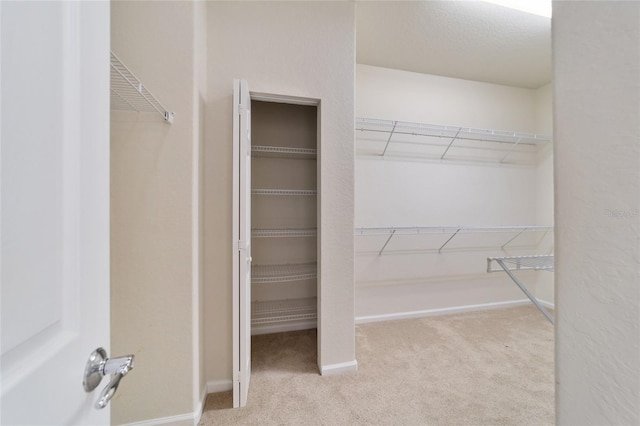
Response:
[[232, 80, 319, 408]]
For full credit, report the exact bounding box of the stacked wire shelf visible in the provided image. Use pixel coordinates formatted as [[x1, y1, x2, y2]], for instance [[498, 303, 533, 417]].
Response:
[[252, 228, 317, 238], [252, 189, 317, 196], [252, 145, 316, 159], [252, 298, 317, 325], [252, 262, 317, 284], [251, 136, 318, 333]]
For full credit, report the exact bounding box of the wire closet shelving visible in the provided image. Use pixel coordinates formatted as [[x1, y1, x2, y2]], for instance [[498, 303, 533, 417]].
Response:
[[356, 117, 551, 164], [356, 225, 553, 255], [252, 145, 317, 159], [252, 298, 317, 326], [487, 255, 555, 324], [252, 228, 317, 238], [252, 262, 317, 284], [252, 189, 317, 196], [110, 52, 174, 123]]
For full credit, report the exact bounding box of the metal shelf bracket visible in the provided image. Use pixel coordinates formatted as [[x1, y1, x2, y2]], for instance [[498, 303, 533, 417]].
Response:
[[438, 227, 462, 253], [378, 229, 396, 256], [381, 121, 397, 157]]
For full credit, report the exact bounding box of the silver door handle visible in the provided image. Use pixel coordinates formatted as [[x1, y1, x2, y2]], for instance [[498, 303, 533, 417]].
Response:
[[83, 348, 135, 409]]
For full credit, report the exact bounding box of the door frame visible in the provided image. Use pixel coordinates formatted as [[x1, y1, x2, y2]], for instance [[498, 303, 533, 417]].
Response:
[[232, 84, 321, 408]]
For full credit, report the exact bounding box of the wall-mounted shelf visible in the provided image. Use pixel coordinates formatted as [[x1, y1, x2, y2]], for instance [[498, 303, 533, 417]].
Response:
[[110, 51, 174, 123], [252, 189, 317, 196], [252, 228, 317, 238], [356, 117, 551, 164], [356, 225, 552, 255], [252, 262, 317, 284], [252, 145, 317, 159], [252, 298, 317, 325], [487, 255, 554, 273], [487, 255, 554, 324]]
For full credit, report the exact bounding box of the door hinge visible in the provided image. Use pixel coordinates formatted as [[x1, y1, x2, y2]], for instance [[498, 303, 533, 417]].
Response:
[[238, 104, 247, 115], [237, 239, 247, 251]]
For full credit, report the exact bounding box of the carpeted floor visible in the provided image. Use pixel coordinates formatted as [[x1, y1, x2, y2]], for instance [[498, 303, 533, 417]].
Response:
[[200, 305, 554, 425]]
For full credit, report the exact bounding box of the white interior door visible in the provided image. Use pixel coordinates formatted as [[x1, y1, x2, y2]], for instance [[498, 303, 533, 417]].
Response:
[[1, 1, 111, 424], [232, 79, 252, 408]]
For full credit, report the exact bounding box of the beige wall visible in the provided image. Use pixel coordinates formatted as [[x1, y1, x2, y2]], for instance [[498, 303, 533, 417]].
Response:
[[111, 1, 205, 423], [204, 1, 356, 387], [534, 83, 554, 303], [554, 1, 640, 424]]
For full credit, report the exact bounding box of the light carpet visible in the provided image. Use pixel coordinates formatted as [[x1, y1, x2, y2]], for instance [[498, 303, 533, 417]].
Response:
[[200, 305, 554, 425]]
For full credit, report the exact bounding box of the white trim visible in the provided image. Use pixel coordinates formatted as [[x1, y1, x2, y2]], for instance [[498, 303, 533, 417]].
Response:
[[121, 412, 197, 426], [207, 379, 232, 394], [251, 321, 317, 336], [193, 384, 207, 426], [120, 385, 207, 426], [319, 360, 358, 376], [355, 299, 532, 324], [537, 298, 555, 309], [191, 78, 202, 426], [250, 91, 319, 106]]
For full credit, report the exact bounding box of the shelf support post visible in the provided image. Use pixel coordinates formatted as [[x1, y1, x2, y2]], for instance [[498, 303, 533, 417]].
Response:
[[440, 128, 462, 160], [381, 121, 397, 157], [378, 229, 396, 256], [438, 227, 461, 253]]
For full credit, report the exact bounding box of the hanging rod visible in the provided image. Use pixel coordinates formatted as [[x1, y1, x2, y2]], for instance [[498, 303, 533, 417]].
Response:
[[110, 52, 174, 124], [355, 225, 552, 255]]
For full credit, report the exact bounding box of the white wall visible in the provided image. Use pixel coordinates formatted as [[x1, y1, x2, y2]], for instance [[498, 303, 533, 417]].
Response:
[[355, 64, 552, 319], [204, 1, 356, 387], [554, 2, 640, 424], [111, 1, 205, 424]]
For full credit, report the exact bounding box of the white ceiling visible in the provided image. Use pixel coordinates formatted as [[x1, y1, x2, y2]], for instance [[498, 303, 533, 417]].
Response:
[[356, 1, 552, 89]]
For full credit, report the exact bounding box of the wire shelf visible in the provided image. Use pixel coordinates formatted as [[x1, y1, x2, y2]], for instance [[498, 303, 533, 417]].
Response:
[[252, 228, 317, 238], [110, 52, 174, 123], [356, 117, 550, 163], [252, 189, 317, 196], [252, 145, 317, 159], [356, 225, 552, 255], [486, 255, 554, 324], [252, 262, 317, 283], [252, 298, 317, 324], [487, 255, 554, 272]]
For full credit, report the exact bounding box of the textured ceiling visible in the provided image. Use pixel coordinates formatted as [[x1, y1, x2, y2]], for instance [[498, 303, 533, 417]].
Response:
[[356, 1, 552, 89]]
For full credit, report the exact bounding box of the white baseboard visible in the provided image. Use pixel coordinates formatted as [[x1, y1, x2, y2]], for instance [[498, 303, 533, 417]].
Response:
[[121, 412, 197, 426], [207, 379, 232, 394], [355, 299, 532, 324], [193, 384, 207, 426], [537, 298, 555, 309], [124, 386, 207, 426], [121, 385, 208, 426], [319, 360, 358, 376]]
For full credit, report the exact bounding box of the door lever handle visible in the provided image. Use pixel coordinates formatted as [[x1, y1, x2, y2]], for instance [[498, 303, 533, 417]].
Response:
[[83, 348, 135, 409]]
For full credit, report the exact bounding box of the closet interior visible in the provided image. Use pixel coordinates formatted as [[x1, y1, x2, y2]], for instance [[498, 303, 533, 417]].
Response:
[[354, 66, 554, 321], [250, 100, 318, 336]]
